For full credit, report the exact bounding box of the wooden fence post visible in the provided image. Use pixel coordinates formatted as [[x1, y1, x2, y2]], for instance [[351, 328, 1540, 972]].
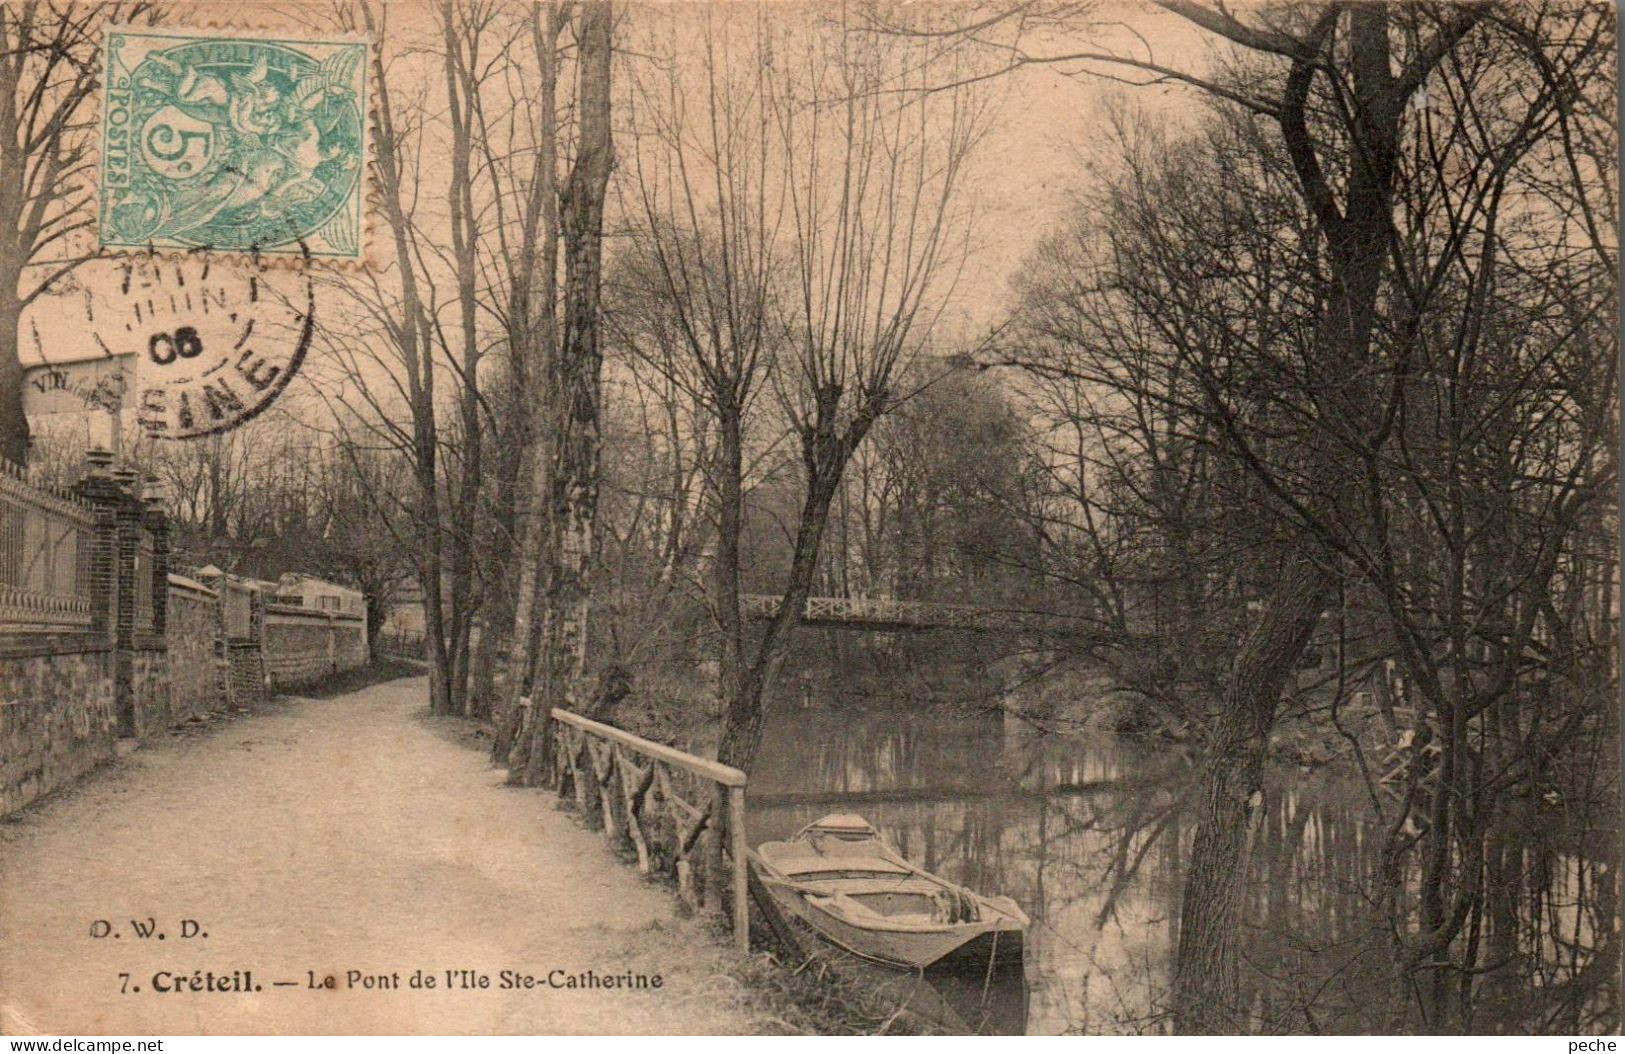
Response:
[[728, 784, 748, 955], [707, 784, 726, 913]]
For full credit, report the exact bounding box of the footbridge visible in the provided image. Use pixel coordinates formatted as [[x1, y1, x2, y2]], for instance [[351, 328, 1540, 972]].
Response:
[[739, 594, 1104, 638]]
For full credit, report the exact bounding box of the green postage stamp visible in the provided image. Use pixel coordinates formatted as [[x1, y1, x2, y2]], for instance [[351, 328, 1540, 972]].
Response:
[[98, 27, 370, 262]]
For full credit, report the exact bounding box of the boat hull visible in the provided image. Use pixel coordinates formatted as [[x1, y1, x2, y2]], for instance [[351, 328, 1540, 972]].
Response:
[[932, 928, 1025, 970], [751, 815, 1029, 973], [752, 858, 1025, 971]]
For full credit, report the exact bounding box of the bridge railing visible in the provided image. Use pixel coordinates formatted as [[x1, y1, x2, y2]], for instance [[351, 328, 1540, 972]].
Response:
[[549, 708, 749, 952], [742, 593, 990, 626], [741, 592, 1101, 635]]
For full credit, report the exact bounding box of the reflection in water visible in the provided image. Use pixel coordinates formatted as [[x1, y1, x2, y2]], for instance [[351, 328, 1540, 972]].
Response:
[[748, 708, 1618, 1034]]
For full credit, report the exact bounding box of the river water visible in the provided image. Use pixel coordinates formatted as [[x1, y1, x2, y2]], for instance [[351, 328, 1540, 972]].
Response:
[[746, 705, 1616, 1035]]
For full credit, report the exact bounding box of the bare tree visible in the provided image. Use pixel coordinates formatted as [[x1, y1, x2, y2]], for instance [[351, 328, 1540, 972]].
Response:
[[493, 0, 564, 761], [616, 1, 785, 768], [0, 2, 158, 465], [312, 0, 526, 716], [508, 0, 614, 784], [711, 5, 990, 771], [985, 0, 1613, 1030], [330, 0, 459, 712]]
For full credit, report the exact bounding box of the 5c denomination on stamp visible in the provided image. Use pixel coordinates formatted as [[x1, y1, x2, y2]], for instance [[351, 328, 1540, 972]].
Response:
[[99, 27, 369, 262]]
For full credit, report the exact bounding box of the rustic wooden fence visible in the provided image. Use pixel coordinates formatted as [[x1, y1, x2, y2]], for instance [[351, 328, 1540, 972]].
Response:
[[549, 708, 750, 952]]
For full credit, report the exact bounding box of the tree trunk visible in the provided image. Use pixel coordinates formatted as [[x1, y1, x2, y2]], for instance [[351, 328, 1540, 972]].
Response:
[[714, 402, 746, 741], [716, 411, 872, 772], [1170, 552, 1332, 1032], [0, 45, 23, 468], [365, 592, 387, 660], [364, 3, 448, 715], [514, 0, 613, 786], [422, 539, 452, 712], [442, 7, 486, 717], [714, 472, 843, 773], [0, 283, 25, 467], [495, 4, 563, 765], [1166, 6, 1422, 1032]]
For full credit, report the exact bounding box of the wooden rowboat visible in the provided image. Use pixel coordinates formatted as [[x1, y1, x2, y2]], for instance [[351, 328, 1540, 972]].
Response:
[[750, 814, 1028, 971]]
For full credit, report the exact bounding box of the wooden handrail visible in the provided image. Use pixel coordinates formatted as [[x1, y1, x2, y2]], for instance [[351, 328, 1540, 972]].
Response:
[[550, 707, 746, 787], [548, 706, 751, 953]]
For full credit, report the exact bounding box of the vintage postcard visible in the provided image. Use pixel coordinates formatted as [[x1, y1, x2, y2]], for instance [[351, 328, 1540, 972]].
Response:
[[0, 0, 1617, 1040]]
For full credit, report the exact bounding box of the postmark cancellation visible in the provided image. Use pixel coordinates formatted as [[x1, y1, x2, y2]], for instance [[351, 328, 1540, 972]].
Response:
[[98, 27, 371, 264]]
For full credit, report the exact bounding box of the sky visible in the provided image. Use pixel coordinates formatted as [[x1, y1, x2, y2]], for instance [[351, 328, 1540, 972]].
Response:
[[919, 4, 1216, 340], [21, 0, 1229, 441]]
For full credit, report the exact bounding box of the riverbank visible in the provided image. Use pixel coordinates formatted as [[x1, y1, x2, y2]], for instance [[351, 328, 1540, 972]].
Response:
[[985, 652, 1399, 772], [428, 711, 969, 1035]]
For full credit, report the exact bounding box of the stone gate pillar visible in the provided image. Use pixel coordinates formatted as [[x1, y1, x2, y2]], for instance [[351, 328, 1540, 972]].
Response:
[[142, 477, 169, 636], [72, 450, 120, 642], [74, 453, 149, 736]]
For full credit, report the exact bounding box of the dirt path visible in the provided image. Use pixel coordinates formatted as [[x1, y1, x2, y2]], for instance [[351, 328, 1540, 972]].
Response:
[[0, 677, 767, 1035]]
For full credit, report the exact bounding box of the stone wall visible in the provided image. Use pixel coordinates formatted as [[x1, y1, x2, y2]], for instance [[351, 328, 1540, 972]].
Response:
[[4, 460, 376, 817], [3, 588, 370, 816], [128, 642, 171, 739], [167, 578, 222, 720], [336, 620, 367, 669], [0, 634, 116, 817], [226, 643, 268, 705], [264, 605, 368, 689]]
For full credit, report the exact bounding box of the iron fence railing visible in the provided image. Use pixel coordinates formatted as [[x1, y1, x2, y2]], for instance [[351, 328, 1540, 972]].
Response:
[[0, 462, 96, 631]]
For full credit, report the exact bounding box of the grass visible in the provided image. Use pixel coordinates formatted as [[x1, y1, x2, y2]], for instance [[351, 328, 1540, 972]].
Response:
[[421, 703, 947, 1035], [726, 938, 945, 1035], [281, 655, 425, 698]]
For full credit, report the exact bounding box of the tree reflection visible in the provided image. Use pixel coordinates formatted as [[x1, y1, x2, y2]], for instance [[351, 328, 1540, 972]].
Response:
[[750, 708, 1618, 1034]]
